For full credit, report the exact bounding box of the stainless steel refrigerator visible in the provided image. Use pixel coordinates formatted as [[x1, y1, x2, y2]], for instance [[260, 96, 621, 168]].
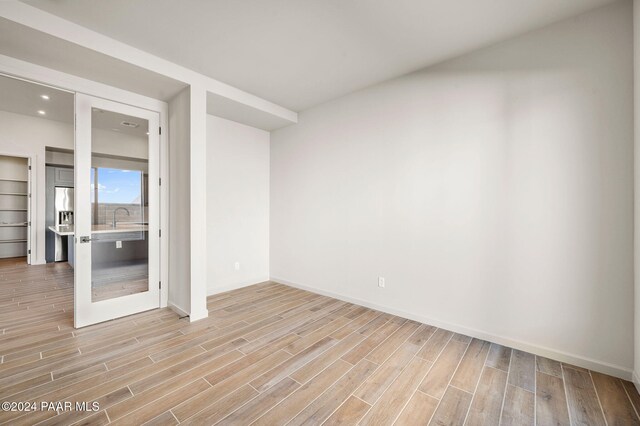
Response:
[[53, 187, 73, 262]]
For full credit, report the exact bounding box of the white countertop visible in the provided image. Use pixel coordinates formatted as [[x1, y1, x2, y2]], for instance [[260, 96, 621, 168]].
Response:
[[48, 224, 148, 236]]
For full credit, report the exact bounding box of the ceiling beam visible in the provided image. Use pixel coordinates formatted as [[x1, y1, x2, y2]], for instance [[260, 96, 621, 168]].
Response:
[[0, 1, 297, 127]]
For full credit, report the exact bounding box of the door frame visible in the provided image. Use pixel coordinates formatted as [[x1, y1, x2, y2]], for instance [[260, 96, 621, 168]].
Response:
[[0, 58, 170, 311]]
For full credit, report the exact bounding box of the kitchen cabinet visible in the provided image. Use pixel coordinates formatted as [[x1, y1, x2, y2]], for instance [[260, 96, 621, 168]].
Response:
[[54, 167, 74, 187]]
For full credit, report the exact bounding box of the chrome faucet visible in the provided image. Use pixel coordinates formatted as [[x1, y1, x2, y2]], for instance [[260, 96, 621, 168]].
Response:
[[112, 207, 130, 228]]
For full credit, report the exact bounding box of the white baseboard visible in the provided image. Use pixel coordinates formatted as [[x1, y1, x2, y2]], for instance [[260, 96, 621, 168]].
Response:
[[207, 276, 271, 296], [168, 302, 209, 322], [272, 276, 633, 381], [168, 302, 189, 318], [633, 371, 640, 393]]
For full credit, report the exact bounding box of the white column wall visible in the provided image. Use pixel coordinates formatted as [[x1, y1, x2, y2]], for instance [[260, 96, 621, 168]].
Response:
[[189, 85, 208, 321]]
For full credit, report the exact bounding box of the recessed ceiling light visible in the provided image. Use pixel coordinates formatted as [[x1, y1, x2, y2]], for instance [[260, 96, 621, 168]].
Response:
[[41, 95, 50, 100], [37, 110, 46, 115], [146, 132, 149, 135]]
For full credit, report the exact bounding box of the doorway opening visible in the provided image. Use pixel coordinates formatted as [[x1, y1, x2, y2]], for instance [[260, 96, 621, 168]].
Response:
[[0, 74, 74, 270], [0, 71, 165, 329], [0, 73, 75, 328]]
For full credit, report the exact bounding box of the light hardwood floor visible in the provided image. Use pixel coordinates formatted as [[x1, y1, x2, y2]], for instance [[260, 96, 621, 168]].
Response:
[[0, 257, 639, 425]]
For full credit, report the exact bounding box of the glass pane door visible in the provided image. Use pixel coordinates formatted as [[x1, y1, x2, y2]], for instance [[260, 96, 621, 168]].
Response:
[[74, 94, 160, 328]]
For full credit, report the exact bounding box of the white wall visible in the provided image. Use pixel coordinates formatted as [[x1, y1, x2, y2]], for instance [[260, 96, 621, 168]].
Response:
[[168, 87, 191, 315], [207, 115, 270, 294], [166, 85, 209, 322], [93, 131, 149, 160], [188, 86, 209, 321], [271, 1, 633, 378]]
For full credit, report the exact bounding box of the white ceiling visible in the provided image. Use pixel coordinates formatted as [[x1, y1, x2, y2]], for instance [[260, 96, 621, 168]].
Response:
[[92, 108, 150, 139], [22, 0, 617, 112], [0, 17, 188, 102], [0, 17, 292, 131], [0, 74, 148, 138], [0, 73, 73, 123]]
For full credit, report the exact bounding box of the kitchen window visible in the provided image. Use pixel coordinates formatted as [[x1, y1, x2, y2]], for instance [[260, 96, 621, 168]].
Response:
[[90, 167, 145, 226]]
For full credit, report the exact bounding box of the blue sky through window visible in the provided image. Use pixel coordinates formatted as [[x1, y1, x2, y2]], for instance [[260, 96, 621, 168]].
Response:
[[93, 168, 142, 204]]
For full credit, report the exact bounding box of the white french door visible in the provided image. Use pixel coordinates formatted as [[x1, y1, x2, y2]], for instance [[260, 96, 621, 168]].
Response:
[[74, 94, 160, 328]]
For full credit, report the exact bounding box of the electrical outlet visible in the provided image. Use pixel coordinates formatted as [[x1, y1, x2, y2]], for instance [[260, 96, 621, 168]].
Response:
[[234, 261, 240, 271], [378, 277, 385, 288], [116, 241, 122, 249]]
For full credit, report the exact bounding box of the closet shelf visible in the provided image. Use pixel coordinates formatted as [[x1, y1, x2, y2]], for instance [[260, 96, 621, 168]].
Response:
[[0, 239, 27, 244], [0, 193, 28, 196], [0, 223, 27, 227]]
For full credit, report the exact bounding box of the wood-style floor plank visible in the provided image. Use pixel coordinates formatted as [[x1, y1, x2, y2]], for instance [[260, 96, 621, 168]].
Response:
[[418, 339, 468, 399], [354, 327, 428, 404], [0, 258, 635, 425], [251, 359, 352, 426], [323, 395, 371, 425], [172, 350, 291, 422], [288, 359, 378, 426], [181, 384, 258, 425], [536, 356, 563, 378], [623, 380, 640, 418], [563, 366, 607, 426], [395, 390, 439, 425], [500, 384, 534, 425], [508, 349, 536, 392], [217, 377, 300, 424], [465, 366, 507, 426], [449, 338, 490, 393], [109, 378, 211, 425], [591, 371, 640, 425], [418, 328, 453, 362], [428, 385, 473, 426], [360, 356, 433, 425], [536, 371, 570, 426], [486, 343, 511, 372], [289, 332, 366, 384]]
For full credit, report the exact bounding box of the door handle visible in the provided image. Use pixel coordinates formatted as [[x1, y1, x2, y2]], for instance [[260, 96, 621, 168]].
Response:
[[79, 236, 92, 243]]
